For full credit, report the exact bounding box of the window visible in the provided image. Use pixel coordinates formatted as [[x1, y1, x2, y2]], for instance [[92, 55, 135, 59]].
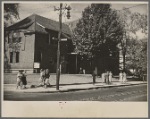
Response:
[[10, 52, 20, 63], [10, 52, 13, 63], [16, 52, 19, 63]]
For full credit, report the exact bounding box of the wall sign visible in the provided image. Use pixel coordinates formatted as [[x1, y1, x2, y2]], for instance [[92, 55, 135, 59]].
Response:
[[34, 62, 40, 68]]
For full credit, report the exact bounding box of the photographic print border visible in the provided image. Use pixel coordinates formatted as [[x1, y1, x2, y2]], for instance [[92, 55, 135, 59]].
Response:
[[0, 0, 149, 118]]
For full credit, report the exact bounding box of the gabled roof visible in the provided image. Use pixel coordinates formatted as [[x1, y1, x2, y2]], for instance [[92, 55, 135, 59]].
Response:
[[5, 14, 71, 35]]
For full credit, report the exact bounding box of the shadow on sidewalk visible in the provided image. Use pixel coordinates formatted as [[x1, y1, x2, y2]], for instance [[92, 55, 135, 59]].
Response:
[[55, 82, 95, 86]]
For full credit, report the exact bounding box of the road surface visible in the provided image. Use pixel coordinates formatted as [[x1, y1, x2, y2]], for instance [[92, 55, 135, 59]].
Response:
[[4, 84, 147, 101]]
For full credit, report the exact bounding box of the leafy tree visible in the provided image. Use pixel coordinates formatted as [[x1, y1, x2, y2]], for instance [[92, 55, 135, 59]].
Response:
[[4, 3, 19, 27], [73, 4, 124, 70], [118, 8, 147, 73], [4, 3, 19, 72], [126, 37, 147, 76]]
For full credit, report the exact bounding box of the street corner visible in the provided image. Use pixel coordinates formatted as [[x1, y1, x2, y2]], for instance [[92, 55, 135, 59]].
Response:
[[21, 85, 58, 93], [3, 84, 53, 93]]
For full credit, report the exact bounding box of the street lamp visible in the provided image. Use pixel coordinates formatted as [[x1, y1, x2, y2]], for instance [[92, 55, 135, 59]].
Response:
[[54, 3, 71, 90]]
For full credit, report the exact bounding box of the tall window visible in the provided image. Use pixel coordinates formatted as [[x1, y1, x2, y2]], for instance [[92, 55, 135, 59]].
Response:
[[16, 52, 19, 63], [10, 52, 13, 63]]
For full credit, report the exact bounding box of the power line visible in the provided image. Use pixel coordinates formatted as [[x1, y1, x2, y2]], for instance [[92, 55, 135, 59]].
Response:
[[116, 4, 146, 12], [19, 5, 54, 11], [18, 4, 145, 13]]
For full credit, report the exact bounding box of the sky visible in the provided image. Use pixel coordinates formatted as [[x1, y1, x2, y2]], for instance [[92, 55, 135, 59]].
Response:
[[7, 2, 148, 39], [17, 2, 148, 23]]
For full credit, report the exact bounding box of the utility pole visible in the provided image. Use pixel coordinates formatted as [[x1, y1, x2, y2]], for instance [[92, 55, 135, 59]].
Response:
[[56, 3, 62, 90], [123, 31, 126, 71], [54, 3, 71, 90]]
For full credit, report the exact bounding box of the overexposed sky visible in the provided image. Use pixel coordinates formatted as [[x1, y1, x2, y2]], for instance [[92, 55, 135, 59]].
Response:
[[5, 2, 147, 39], [18, 3, 90, 22], [17, 2, 148, 22]]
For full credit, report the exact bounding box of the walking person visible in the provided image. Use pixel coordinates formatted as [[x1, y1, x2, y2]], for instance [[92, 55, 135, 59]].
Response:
[[119, 71, 123, 82], [92, 70, 96, 84], [105, 71, 109, 84], [38, 69, 45, 87], [122, 72, 127, 83], [79, 67, 83, 74], [109, 71, 112, 84], [44, 69, 51, 88], [101, 72, 105, 83], [140, 71, 145, 82], [16, 70, 23, 89], [83, 69, 85, 74], [22, 70, 27, 89]]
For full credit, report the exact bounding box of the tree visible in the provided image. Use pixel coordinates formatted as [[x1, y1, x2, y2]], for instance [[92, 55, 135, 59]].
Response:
[[73, 4, 124, 72], [126, 37, 147, 76], [4, 3, 19, 72], [118, 8, 147, 73], [4, 3, 19, 27]]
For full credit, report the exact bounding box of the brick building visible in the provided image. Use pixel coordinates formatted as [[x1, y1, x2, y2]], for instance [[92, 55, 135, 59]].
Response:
[[4, 14, 74, 73]]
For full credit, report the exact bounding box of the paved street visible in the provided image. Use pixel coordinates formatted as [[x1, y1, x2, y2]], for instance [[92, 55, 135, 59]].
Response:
[[4, 84, 147, 101]]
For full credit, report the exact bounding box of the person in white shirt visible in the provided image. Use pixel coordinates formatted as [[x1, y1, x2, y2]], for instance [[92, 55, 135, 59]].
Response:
[[109, 71, 112, 83], [16, 70, 23, 89]]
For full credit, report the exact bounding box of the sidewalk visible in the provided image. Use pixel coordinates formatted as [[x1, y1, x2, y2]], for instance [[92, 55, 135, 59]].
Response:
[[4, 81, 147, 93], [4, 74, 147, 93]]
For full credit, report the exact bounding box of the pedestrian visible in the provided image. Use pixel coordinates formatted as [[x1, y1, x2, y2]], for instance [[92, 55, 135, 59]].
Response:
[[79, 67, 83, 74], [22, 70, 27, 89], [101, 72, 105, 83], [38, 69, 45, 86], [109, 71, 112, 83], [140, 71, 145, 82], [92, 70, 96, 84], [44, 69, 51, 88], [122, 72, 127, 83], [105, 71, 109, 84], [83, 69, 85, 74], [119, 71, 123, 82], [143, 74, 147, 82], [16, 70, 23, 89]]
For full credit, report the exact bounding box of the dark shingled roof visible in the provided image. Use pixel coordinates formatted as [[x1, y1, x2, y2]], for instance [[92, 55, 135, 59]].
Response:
[[6, 14, 71, 35]]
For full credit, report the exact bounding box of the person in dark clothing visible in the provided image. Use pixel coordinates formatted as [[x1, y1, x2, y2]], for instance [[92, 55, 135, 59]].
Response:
[[22, 70, 27, 88], [105, 71, 109, 84], [79, 67, 83, 74], [44, 69, 51, 88], [92, 70, 96, 84]]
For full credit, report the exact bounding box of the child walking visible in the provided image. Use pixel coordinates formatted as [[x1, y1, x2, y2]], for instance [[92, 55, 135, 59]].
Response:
[[38, 69, 45, 86], [44, 69, 51, 88], [22, 70, 27, 88], [16, 70, 23, 89]]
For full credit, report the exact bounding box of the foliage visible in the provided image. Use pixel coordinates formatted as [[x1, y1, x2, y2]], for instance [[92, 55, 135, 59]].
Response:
[[117, 8, 147, 73], [4, 3, 19, 27], [118, 8, 147, 34], [126, 37, 147, 74], [73, 4, 123, 60], [4, 3, 19, 71]]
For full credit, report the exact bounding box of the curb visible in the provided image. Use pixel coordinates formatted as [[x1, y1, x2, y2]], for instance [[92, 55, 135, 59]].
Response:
[[20, 82, 147, 93]]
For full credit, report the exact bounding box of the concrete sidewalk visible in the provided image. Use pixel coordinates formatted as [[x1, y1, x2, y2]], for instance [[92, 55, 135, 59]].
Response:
[[4, 81, 147, 93]]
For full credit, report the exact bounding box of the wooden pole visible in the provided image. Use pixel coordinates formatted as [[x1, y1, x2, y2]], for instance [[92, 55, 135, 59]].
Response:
[[56, 3, 62, 90]]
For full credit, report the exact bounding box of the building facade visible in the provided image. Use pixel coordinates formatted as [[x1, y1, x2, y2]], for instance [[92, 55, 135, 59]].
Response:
[[5, 14, 122, 75], [4, 14, 74, 73]]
